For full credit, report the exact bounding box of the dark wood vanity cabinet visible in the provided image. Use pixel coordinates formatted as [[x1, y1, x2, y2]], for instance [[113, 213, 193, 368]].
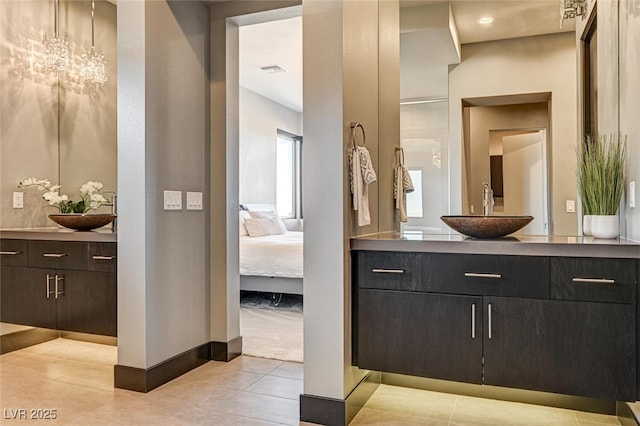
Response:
[[0, 239, 117, 337], [353, 250, 637, 402]]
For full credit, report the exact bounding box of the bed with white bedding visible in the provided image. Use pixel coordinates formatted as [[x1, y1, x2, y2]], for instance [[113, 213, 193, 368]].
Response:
[[239, 227, 303, 295]]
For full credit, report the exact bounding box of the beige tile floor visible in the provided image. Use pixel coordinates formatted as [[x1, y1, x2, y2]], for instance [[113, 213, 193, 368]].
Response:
[[0, 339, 625, 425]]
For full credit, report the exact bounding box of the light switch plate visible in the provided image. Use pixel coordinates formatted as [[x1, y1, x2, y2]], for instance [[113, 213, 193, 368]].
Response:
[[13, 192, 23, 209], [630, 181, 636, 208], [186, 192, 203, 210], [163, 190, 182, 210], [566, 199, 575, 213]]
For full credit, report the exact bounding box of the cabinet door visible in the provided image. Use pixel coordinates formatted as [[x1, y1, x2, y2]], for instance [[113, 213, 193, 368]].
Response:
[[0, 266, 57, 329], [358, 289, 483, 384], [55, 270, 117, 336], [484, 297, 636, 401]]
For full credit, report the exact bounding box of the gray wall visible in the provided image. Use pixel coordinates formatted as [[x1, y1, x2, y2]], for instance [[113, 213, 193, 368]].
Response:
[[0, 0, 116, 228], [303, 0, 399, 400], [117, 0, 209, 368], [239, 86, 302, 205]]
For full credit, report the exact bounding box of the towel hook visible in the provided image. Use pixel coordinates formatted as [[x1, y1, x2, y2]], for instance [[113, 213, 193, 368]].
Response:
[[350, 122, 366, 148], [395, 147, 405, 165]]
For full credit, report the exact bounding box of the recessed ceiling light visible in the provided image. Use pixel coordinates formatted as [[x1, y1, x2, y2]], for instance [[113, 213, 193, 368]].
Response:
[[258, 65, 287, 74], [478, 16, 494, 25]]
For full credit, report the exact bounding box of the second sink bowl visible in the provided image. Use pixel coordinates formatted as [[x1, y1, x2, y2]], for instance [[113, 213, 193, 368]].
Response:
[[440, 215, 534, 239]]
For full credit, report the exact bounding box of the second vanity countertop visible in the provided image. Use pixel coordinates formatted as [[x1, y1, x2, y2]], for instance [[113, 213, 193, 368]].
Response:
[[0, 227, 117, 242], [351, 231, 640, 259]]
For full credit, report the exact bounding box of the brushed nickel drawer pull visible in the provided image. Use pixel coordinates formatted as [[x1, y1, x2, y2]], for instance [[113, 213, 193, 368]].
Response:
[[92, 255, 116, 260], [371, 268, 405, 274], [471, 304, 476, 339], [0, 251, 21, 255], [465, 272, 502, 279], [43, 253, 67, 258], [572, 277, 615, 284]]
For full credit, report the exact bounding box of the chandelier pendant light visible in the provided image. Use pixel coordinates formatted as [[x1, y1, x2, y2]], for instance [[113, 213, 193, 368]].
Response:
[[42, 0, 69, 73], [79, 0, 108, 86]]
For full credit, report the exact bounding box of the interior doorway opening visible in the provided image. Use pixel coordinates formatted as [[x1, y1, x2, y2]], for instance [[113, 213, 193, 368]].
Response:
[[236, 11, 304, 364]]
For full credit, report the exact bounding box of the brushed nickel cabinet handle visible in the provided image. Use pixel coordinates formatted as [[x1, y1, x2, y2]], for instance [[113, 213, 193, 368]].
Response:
[[43, 253, 67, 258], [46, 274, 55, 298], [0, 251, 21, 255], [488, 303, 493, 340], [55, 275, 65, 299], [471, 304, 476, 339], [92, 255, 116, 260], [572, 277, 615, 284], [371, 268, 405, 274], [465, 272, 502, 279]]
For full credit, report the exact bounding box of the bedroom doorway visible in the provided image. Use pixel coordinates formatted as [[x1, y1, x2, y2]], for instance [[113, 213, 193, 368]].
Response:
[[237, 13, 304, 363]]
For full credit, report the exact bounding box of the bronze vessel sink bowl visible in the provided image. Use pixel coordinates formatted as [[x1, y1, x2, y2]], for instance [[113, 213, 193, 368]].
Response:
[[440, 215, 534, 239], [49, 214, 116, 231]]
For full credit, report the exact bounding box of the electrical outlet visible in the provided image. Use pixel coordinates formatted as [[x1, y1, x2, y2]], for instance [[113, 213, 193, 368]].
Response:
[[630, 181, 636, 208], [566, 200, 575, 213], [13, 192, 24, 209]]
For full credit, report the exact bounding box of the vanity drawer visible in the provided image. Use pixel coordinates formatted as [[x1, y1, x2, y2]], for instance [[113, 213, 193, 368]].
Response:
[[422, 253, 549, 298], [550, 257, 636, 304], [356, 251, 421, 291], [28, 240, 88, 270], [0, 239, 28, 267], [88, 242, 117, 272]]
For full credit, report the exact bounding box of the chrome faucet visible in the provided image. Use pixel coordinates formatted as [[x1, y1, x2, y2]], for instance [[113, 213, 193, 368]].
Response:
[[101, 190, 117, 232], [482, 182, 494, 216]]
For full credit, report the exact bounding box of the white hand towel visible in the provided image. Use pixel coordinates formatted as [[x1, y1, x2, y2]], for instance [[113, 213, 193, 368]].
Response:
[[350, 146, 377, 226], [394, 164, 414, 222]]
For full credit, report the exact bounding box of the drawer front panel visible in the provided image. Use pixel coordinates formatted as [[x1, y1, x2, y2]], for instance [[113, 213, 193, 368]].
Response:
[[28, 240, 88, 270], [551, 257, 636, 304], [0, 239, 28, 267], [422, 254, 549, 298], [88, 243, 117, 273], [356, 251, 421, 291]]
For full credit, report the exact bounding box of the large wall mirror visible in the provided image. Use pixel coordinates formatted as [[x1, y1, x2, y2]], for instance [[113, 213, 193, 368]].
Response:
[[0, 0, 117, 228], [398, 0, 619, 236]]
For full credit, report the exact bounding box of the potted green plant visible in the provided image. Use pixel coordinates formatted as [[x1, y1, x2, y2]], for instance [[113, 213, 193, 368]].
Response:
[[576, 134, 627, 238]]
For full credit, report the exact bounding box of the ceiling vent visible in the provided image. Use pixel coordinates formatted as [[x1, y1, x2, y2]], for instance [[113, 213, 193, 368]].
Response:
[[258, 64, 288, 74]]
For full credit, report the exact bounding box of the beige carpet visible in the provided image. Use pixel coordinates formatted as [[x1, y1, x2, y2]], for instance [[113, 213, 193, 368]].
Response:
[[240, 307, 303, 363]]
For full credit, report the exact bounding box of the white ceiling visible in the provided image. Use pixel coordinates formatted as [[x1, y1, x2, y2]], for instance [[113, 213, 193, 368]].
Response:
[[239, 1, 578, 112]]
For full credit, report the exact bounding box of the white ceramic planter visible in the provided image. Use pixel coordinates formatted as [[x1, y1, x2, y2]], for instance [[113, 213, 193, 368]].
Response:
[[590, 215, 619, 239], [583, 215, 593, 236]]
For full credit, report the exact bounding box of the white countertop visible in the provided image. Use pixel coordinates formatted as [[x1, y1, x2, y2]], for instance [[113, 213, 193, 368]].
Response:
[[0, 227, 117, 242], [351, 231, 640, 258]]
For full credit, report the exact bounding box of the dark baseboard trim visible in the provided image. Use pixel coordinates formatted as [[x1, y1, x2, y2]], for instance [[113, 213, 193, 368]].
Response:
[[114, 342, 211, 392], [0, 327, 59, 355], [300, 394, 345, 426], [300, 371, 381, 426], [617, 402, 640, 426], [210, 336, 242, 362]]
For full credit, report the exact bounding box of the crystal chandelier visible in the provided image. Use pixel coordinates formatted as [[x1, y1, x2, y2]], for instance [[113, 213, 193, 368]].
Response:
[[79, 0, 107, 86], [42, 0, 69, 73]]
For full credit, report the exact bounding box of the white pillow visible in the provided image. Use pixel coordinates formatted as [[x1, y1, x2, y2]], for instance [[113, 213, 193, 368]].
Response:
[[248, 211, 287, 233], [239, 210, 251, 236], [244, 218, 286, 237]]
